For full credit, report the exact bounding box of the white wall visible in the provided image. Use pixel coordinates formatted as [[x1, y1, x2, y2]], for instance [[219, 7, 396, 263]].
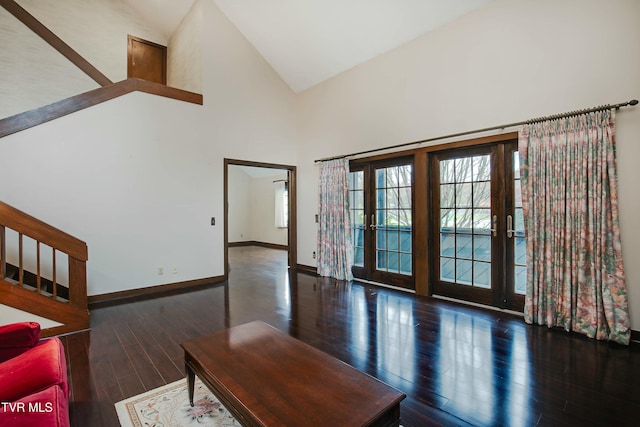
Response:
[[168, 0, 202, 92], [0, 8, 98, 118], [0, 0, 297, 296], [228, 167, 288, 246], [227, 166, 251, 242], [0, 0, 168, 118], [250, 173, 288, 246], [296, 0, 640, 328], [17, 0, 167, 83]]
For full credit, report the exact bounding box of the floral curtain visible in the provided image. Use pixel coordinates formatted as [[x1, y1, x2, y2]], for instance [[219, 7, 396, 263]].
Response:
[[518, 109, 630, 345], [318, 159, 353, 281]]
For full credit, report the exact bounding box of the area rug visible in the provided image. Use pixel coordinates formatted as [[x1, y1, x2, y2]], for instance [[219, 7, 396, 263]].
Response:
[[115, 377, 242, 426]]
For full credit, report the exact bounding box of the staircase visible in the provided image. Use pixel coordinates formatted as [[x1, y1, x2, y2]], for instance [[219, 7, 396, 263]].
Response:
[[0, 2, 199, 337], [0, 201, 89, 337]]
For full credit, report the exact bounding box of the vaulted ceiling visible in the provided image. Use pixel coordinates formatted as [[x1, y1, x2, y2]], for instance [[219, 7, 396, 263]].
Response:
[[124, 0, 494, 93]]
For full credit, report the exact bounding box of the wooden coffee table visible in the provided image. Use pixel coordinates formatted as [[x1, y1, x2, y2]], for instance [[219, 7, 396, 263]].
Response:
[[181, 321, 405, 427]]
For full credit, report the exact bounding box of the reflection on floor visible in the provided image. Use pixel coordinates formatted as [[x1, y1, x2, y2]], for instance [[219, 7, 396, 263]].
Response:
[[61, 246, 640, 427]]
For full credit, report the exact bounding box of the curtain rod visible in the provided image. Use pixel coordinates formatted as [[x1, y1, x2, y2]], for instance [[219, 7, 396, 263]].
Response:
[[314, 99, 638, 163]]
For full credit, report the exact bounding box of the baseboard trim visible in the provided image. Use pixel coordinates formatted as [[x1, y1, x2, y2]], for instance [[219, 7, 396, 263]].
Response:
[[229, 241, 288, 251], [88, 275, 226, 308], [296, 264, 318, 276]]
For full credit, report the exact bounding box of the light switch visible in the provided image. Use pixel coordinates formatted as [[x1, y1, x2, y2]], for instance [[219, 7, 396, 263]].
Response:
[[211, 217, 215, 226]]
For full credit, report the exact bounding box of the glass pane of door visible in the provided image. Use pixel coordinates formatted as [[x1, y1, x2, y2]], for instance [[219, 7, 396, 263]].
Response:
[[438, 155, 491, 288], [375, 164, 412, 275], [431, 140, 525, 311], [349, 159, 414, 290], [512, 151, 527, 295], [349, 171, 365, 268]]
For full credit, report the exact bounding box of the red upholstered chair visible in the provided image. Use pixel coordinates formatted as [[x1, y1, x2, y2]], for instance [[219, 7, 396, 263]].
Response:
[[0, 322, 70, 427]]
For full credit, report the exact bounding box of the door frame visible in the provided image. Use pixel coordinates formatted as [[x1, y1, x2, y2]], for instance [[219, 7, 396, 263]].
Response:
[[223, 159, 297, 278], [350, 155, 415, 290], [341, 132, 521, 304], [428, 138, 524, 311]]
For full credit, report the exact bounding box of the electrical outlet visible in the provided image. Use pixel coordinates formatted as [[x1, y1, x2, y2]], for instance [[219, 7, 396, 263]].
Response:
[[312, 251, 316, 259], [157, 267, 164, 275], [315, 214, 319, 223], [171, 266, 177, 274]]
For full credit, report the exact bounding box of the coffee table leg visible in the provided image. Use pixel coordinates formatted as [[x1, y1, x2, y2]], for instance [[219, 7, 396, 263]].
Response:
[[186, 363, 196, 407]]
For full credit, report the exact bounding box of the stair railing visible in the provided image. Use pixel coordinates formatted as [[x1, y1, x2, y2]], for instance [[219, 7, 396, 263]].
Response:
[[0, 201, 87, 312]]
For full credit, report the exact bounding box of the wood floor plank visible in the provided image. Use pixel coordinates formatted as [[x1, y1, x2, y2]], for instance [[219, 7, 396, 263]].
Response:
[[59, 246, 640, 427], [126, 317, 182, 383]]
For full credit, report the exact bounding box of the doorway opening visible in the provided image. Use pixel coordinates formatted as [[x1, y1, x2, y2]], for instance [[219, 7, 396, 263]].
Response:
[[224, 159, 297, 278]]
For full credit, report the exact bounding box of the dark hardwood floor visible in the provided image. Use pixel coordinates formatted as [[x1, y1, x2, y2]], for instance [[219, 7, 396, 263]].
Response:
[[61, 246, 640, 427]]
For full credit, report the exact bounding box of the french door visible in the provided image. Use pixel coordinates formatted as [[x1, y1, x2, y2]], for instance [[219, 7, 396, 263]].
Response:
[[349, 157, 414, 290], [430, 141, 525, 311]]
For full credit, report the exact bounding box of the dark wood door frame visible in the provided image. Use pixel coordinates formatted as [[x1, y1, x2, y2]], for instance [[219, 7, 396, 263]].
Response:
[[350, 156, 415, 290], [428, 138, 524, 311], [343, 132, 519, 299], [223, 159, 297, 278]]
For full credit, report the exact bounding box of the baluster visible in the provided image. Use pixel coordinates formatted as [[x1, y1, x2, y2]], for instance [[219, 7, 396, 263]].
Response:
[[0, 225, 5, 279], [36, 241, 41, 293], [52, 248, 57, 299], [18, 232, 23, 286]]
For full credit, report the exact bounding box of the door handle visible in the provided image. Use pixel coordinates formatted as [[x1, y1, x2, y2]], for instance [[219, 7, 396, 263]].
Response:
[[369, 214, 376, 230], [490, 215, 497, 237], [507, 215, 515, 238]]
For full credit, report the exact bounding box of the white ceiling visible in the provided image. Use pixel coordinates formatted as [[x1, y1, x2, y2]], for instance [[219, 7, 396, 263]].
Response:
[[122, 0, 196, 40], [127, 0, 494, 93]]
